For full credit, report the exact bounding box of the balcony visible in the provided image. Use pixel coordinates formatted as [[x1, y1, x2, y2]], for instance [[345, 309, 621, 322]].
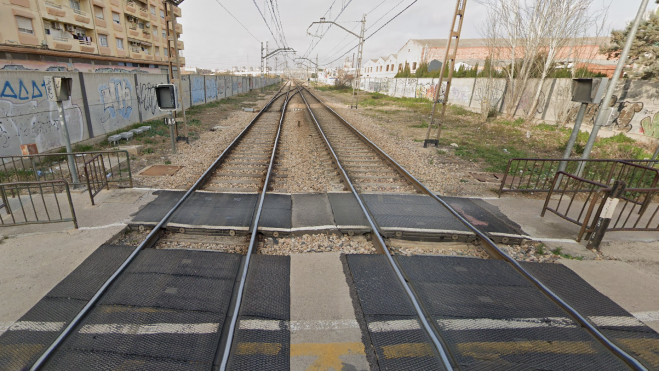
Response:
[[170, 56, 185, 65], [139, 7, 148, 18], [172, 5, 181, 17], [176, 40, 183, 50], [167, 21, 182, 34], [125, 1, 136, 14]]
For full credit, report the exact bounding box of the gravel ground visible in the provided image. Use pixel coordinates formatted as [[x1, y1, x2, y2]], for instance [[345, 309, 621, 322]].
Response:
[[133, 94, 277, 190], [115, 229, 150, 246], [303, 91, 418, 194], [388, 243, 491, 258], [313, 89, 494, 196], [155, 239, 247, 254], [270, 95, 344, 193], [258, 233, 377, 255]]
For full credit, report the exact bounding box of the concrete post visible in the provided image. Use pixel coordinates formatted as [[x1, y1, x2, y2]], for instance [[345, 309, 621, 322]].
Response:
[[580, 0, 650, 162], [558, 102, 588, 173], [57, 102, 79, 186]]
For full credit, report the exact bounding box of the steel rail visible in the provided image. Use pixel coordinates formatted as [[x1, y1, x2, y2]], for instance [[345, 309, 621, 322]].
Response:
[[218, 84, 298, 371], [301, 87, 648, 371], [29, 81, 288, 370], [298, 87, 456, 370]]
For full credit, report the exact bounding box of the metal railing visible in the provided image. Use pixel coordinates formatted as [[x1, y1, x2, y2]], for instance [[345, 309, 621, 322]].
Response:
[[0, 150, 132, 189], [499, 158, 659, 195], [0, 180, 77, 228], [542, 171, 659, 241], [84, 154, 109, 205], [541, 171, 608, 241], [609, 187, 659, 233]]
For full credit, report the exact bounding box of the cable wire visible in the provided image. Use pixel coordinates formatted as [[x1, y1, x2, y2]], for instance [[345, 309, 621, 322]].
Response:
[[212, 0, 260, 43]]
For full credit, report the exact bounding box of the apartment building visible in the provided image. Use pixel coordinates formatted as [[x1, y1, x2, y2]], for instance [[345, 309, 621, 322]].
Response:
[[0, 0, 184, 73]]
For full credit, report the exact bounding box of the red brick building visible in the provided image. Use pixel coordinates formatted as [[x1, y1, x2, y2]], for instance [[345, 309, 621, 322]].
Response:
[[393, 37, 616, 77]]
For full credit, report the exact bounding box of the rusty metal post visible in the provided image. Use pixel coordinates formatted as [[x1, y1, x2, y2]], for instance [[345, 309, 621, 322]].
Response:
[[166, 0, 187, 139]]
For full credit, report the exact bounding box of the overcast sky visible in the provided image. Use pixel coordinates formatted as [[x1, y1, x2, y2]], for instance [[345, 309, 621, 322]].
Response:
[[178, 0, 654, 71]]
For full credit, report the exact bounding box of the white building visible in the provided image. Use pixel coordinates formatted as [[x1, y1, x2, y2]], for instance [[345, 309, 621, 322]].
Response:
[[362, 54, 398, 78]]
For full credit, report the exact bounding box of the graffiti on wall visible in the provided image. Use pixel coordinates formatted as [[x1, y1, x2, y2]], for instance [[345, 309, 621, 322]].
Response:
[[206, 78, 217, 100], [99, 78, 133, 123], [565, 96, 644, 133], [0, 77, 84, 153], [415, 82, 437, 100], [137, 82, 158, 116], [191, 77, 205, 104]]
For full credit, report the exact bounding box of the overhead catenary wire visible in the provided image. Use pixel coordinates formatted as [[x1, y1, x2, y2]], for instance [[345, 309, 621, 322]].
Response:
[[253, 0, 281, 48], [320, 0, 418, 67], [212, 0, 260, 43]]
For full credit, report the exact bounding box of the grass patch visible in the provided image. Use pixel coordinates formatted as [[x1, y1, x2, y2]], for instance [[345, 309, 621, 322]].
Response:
[[551, 247, 584, 260], [142, 147, 154, 154], [454, 143, 531, 172]]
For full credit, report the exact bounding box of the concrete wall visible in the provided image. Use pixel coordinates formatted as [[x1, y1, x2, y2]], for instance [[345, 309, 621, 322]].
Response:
[[0, 71, 280, 156], [359, 76, 659, 141], [0, 71, 86, 157]]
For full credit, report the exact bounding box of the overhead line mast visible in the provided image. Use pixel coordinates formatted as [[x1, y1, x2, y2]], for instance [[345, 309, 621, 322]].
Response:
[[424, 0, 467, 147]]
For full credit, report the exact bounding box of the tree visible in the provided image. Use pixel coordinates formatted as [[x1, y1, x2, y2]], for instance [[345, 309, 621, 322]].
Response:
[[602, 14, 659, 79]]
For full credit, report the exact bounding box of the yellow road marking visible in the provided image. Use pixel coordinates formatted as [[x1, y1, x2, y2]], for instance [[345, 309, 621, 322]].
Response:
[[291, 342, 365, 371], [236, 342, 282, 356], [381, 343, 434, 359], [458, 340, 597, 360], [618, 338, 659, 367]]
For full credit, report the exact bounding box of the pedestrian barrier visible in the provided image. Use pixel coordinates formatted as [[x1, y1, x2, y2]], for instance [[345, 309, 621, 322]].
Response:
[[0, 180, 77, 228], [498, 158, 659, 195], [0, 150, 133, 189], [84, 154, 110, 205]]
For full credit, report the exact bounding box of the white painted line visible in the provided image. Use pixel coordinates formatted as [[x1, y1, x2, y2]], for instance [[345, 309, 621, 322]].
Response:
[[288, 225, 339, 232], [589, 316, 645, 327], [436, 317, 576, 331], [489, 232, 528, 238], [238, 319, 361, 332], [289, 319, 360, 331], [531, 237, 581, 243], [239, 319, 282, 331], [380, 227, 475, 235], [78, 223, 127, 231], [166, 223, 250, 231], [79, 323, 220, 335], [368, 319, 420, 332], [633, 311, 659, 322], [0, 321, 66, 333]]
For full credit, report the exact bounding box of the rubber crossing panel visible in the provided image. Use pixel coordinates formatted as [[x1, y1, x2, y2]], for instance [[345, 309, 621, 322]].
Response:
[[521, 262, 659, 370], [396, 256, 630, 370], [41, 250, 242, 370], [345, 254, 448, 370], [0, 244, 134, 370], [228, 255, 290, 370]]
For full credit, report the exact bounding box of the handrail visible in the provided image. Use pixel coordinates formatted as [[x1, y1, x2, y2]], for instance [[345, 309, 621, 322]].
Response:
[[0, 180, 77, 228]]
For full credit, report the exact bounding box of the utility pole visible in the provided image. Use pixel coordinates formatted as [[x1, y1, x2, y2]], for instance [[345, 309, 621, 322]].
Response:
[[580, 0, 650, 163], [307, 15, 365, 108], [351, 14, 366, 109], [265, 41, 268, 77], [261, 41, 264, 92], [316, 54, 318, 88], [166, 0, 187, 141], [424, 0, 467, 147]]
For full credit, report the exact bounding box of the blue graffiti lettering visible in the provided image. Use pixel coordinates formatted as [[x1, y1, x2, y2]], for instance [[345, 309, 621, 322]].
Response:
[[1, 81, 17, 99], [99, 78, 133, 123]]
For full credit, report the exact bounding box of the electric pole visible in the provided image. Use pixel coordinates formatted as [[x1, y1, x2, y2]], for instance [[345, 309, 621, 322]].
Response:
[[166, 0, 187, 140], [424, 0, 467, 147], [261, 41, 264, 92]]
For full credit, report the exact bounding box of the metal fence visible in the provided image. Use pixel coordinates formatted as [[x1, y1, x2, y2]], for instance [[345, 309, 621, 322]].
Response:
[[498, 158, 659, 195], [0, 150, 132, 189], [541, 171, 659, 241], [0, 180, 77, 228], [84, 154, 110, 206]]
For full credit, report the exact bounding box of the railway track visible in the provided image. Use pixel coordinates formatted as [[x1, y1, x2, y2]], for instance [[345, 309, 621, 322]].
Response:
[[297, 85, 649, 371], [12, 80, 652, 370]]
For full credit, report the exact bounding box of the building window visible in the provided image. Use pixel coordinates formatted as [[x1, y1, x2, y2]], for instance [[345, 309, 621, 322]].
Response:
[[69, 0, 81, 11], [162, 29, 166, 38], [386, 65, 389, 71], [138, 21, 144, 29], [399, 64, 402, 71], [412, 62, 417, 70], [155, 46, 160, 55], [99, 34, 108, 47], [160, 9, 165, 18], [112, 12, 121, 24], [116, 38, 124, 49], [152, 26, 157, 36], [150, 5, 156, 14], [163, 47, 168, 56], [94, 6, 104, 19], [16, 16, 34, 35]]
